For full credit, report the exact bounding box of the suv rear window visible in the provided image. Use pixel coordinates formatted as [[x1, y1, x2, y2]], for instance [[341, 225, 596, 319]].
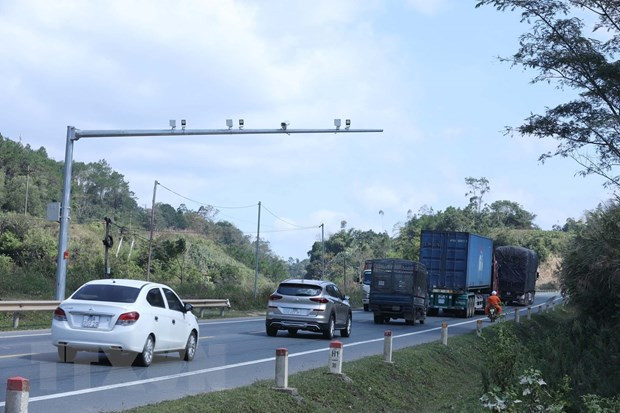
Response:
[[277, 283, 322, 297], [72, 285, 140, 303]]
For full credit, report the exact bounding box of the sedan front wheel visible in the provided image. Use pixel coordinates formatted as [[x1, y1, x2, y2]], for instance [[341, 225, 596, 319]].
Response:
[[181, 331, 197, 361]]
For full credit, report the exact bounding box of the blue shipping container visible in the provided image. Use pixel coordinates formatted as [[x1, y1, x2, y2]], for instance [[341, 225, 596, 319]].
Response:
[[420, 230, 493, 291]]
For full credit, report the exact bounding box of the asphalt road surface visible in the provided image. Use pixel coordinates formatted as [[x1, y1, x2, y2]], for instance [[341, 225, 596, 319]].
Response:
[[0, 292, 559, 413]]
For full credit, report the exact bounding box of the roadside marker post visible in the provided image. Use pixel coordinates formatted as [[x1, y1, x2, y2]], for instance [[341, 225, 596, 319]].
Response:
[[329, 341, 343, 374], [476, 319, 482, 337], [384, 331, 393, 363], [6, 377, 29, 413], [527, 306, 532, 320], [515, 309, 520, 324], [441, 322, 448, 346], [275, 348, 289, 389]]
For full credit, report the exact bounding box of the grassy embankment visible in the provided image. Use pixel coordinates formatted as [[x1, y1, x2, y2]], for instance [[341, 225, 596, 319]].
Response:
[[122, 305, 615, 413]]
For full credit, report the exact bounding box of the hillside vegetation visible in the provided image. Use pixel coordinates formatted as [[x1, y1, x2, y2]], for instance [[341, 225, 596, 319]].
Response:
[[0, 135, 579, 306]]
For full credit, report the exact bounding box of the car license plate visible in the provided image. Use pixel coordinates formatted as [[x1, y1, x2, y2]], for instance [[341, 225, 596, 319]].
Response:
[[291, 309, 302, 315], [82, 315, 100, 328], [392, 305, 400, 311], [438, 297, 445, 304]]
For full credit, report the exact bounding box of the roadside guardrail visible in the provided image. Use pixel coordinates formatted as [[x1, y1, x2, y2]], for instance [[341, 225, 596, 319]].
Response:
[[0, 298, 231, 328]]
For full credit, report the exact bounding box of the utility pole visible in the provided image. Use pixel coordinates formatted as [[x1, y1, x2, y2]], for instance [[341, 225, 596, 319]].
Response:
[[254, 201, 261, 299], [53, 121, 382, 300], [24, 165, 30, 216], [321, 223, 325, 280], [146, 180, 158, 281], [103, 217, 113, 278]]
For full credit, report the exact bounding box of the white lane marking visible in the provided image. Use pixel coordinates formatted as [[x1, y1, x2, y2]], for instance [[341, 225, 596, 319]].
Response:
[[0, 332, 50, 339], [0, 352, 37, 359], [198, 318, 262, 326]]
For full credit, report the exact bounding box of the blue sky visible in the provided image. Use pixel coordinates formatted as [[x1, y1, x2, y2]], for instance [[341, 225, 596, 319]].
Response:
[[0, 0, 613, 261]]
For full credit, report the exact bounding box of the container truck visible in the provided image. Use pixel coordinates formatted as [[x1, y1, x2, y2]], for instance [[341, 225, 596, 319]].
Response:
[[369, 258, 428, 325], [495, 245, 539, 305], [420, 230, 496, 318]]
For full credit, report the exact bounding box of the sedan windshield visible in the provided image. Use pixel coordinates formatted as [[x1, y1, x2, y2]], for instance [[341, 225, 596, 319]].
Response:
[[277, 283, 322, 297], [72, 284, 140, 303]]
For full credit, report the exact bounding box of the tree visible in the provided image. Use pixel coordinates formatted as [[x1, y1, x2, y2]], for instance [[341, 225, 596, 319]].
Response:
[[487, 200, 537, 229], [476, 0, 620, 193], [465, 176, 490, 214]]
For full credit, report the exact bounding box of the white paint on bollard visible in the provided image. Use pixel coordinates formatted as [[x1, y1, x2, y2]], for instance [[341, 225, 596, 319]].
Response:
[[441, 322, 448, 346], [515, 309, 520, 324], [329, 341, 343, 374], [527, 306, 531, 320], [6, 376, 29, 413], [384, 330, 393, 363], [476, 319, 482, 337], [275, 348, 289, 389]]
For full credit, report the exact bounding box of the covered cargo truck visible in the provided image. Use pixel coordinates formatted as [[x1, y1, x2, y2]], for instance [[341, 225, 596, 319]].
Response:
[[496, 246, 539, 305], [420, 230, 495, 318], [369, 258, 427, 325]]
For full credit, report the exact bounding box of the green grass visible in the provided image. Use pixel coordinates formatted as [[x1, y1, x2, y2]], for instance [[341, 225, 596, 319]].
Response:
[[0, 311, 53, 331]]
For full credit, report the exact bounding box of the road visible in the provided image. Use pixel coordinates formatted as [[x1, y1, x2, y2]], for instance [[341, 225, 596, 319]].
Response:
[[0, 292, 559, 413]]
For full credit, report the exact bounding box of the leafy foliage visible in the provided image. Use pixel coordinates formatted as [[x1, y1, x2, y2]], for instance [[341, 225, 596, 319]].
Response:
[[559, 200, 620, 325], [475, 0, 620, 192]]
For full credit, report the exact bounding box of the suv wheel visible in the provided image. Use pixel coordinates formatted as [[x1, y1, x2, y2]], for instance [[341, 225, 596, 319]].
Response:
[[266, 325, 278, 337], [323, 315, 335, 339], [340, 313, 352, 337]]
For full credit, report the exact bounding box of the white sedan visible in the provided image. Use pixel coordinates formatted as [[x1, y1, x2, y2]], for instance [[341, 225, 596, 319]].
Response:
[[51, 279, 199, 367]]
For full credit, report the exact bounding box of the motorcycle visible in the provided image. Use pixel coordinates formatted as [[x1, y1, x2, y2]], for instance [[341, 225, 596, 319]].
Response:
[[488, 306, 499, 322]]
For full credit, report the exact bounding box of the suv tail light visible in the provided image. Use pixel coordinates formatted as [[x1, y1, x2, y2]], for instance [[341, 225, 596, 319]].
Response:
[[310, 297, 329, 304], [269, 294, 283, 300], [53, 307, 67, 321], [116, 311, 140, 326]]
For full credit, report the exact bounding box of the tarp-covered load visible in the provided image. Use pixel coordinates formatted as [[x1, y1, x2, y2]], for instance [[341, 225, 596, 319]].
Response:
[[496, 246, 538, 294]]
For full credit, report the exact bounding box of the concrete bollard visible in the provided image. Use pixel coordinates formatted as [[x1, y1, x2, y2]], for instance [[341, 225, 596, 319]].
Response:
[[527, 306, 532, 320], [441, 322, 448, 346], [384, 331, 393, 363], [476, 319, 482, 337], [275, 348, 289, 389], [329, 341, 343, 374], [515, 309, 520, 324], [12, 312, 20, 329], [6, 377, 29, 413]]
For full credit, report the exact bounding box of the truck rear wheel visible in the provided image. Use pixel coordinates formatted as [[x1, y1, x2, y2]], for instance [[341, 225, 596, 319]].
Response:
[[373, 314, 384, 324], [364, 304, 369, 312], [427, 308, 439, 317]]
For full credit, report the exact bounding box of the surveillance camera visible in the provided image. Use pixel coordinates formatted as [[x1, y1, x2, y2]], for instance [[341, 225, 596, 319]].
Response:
[[226, 119, 233, 129], [169, 120, 176, 129], [345, 119, 351, 129], [239, 119, 244, 129], [334, 119, 341, 129], [181, 119, 186, 129]]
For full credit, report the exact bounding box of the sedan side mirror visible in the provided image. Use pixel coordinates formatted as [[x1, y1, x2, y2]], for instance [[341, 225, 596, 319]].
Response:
[[344, 295, 350, 301], [184, 302, 194, 313]]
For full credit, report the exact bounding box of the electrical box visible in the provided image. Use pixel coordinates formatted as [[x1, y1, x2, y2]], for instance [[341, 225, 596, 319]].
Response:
[[47, 202, 61, 222]]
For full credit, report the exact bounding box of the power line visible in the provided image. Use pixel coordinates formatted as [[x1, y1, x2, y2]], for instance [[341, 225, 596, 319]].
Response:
[[262, 203, 320, 229], [157, 182, 257, 209]]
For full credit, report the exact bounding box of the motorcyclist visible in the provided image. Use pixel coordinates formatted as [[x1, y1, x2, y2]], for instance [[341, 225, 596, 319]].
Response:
[[485, 291, 502, 315]]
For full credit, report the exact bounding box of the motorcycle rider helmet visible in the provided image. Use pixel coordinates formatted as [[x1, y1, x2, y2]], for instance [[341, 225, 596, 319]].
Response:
[[491, 290, 497, 295]]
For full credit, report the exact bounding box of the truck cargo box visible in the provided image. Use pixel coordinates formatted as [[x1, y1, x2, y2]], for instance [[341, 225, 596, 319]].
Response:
[[369, 259, 428, 325], [496, 245, 538, 304], [420, 230, 493, 292]]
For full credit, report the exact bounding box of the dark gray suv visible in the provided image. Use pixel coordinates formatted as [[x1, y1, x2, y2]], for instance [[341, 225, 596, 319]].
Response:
[[265, 279, 352, 339]]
